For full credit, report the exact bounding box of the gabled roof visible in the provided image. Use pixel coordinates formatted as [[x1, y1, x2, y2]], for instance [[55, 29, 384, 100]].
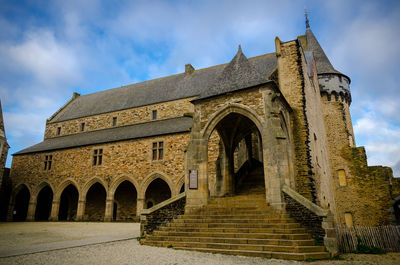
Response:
[[195, 46, 270, 101], [305, 28, 349, 80], [14, 117, 192, 155], [49, 53, 277, 123]]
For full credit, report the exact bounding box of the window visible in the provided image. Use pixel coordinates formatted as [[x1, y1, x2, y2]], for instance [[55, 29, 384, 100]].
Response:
[[44, 155, 53, 170], [152, 110, 157, 120], [93, 149, 103, 166], [112, 117, 117, 126], [81, 122, 85, 131], [338, 76, 342, 83], [344, 212, 353, 227], [152, 141, 164, 160], [338, 169, 347, 186], [57, 127, 61, 135]]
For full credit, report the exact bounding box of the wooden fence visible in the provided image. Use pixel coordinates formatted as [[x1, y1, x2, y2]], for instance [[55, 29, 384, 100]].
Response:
[[336, 225, 400, 253]]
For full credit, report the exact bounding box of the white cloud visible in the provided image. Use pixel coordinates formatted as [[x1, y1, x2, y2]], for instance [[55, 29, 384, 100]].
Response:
[[8, 30, 81, 86]]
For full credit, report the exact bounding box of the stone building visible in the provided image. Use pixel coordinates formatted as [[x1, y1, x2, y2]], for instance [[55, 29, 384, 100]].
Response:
[[0, 100, 10, 221], [8, 23, 399, 231]]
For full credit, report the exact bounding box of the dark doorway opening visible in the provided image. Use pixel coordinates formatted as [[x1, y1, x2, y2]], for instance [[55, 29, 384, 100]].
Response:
[[113, 202, 117, 221], [13, 185, 30, 221], [35, 185, 53, 221], [114, 181, 137, 221], [145, 178, 171, 209], [85, 182, 106, 221], [58, 184, 79, 221]]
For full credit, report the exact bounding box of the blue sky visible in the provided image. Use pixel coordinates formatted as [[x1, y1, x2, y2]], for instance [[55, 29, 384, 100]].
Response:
[[1, 0, 399, 177]]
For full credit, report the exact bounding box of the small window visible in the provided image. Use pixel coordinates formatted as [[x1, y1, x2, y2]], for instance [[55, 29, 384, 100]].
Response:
[[338, 76, 342, 83], [152, 110, 157, 120], [112, 117, 117, 126], [57, 127, 61, 135], [81, 122, 85, 131], [338, 169, 347, 186], [44, 155, 53, 170], [152, 141, 164, 160], [93, 149, 103, 166], [344, 212, 353, 227]]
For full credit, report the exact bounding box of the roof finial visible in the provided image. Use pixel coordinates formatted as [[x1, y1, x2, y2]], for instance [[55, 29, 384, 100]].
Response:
[[238, 44, 242, 53], [305, 9, 310, 29]]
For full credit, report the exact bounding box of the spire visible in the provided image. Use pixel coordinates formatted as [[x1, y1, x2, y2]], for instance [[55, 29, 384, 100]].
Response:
[[0, 100, 5, 138], [305, 9, 310, 29], [305, 28, 347, 79], [196, 45, 267, 100]]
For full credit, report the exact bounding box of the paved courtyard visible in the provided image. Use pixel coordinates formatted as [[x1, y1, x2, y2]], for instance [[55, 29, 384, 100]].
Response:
[[0, 222, 399, 265]]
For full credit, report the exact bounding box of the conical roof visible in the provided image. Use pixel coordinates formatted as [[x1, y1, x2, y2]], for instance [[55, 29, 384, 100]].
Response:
[[305, 28, 347, 78], [196, 46, 269, 100]]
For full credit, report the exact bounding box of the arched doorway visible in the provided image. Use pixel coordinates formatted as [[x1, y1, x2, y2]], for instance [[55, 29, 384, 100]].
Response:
[[13, 185, 30, 221], [113, 181, 137, 221], [207, 113, 264, 197], [85, 183, 106, 221], [144, 178, 171, 209], [35, 185, 53, 221], [58, 184, 79, 221]]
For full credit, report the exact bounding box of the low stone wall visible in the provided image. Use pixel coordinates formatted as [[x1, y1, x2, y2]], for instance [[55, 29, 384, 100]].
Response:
[[283, 193, 324, 240], [282, 184, 337, 255], [140, 193, 186, 236]]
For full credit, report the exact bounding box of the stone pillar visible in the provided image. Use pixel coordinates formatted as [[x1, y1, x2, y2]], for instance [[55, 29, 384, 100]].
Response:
[[245, 134, 253, 168], [322, 212, 338, 256], [7, 199, 15, 221], [137, 196, 145, 216], [76, 199, 86, 221], [49, 199, 60, 221], [26, 197, 37, 221], [185, 137, 209, 213], [104, 195, 114, 222]]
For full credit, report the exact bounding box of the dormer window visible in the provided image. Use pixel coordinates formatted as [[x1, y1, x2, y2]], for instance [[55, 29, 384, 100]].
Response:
[[57, 127, 61, 136], [112, 117, 117, 126], [81, 122, 85, 131], [152, 110, 157, 120]]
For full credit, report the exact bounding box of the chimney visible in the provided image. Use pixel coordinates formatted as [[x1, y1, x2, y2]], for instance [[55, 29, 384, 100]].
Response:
[[185, 64, 195, 75]]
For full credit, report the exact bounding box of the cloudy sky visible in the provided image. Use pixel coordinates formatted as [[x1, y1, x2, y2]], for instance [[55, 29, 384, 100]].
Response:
[[0, 0, 399, 177]]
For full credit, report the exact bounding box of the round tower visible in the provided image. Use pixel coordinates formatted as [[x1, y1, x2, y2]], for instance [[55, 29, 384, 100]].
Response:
[[305, 27, 355, 147]]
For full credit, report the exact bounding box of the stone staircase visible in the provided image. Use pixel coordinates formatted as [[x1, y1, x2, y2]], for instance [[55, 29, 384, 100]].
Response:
[[141, 167, 330, 260]]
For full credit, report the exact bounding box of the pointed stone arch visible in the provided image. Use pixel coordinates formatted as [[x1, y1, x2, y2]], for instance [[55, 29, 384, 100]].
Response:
[[109, 176, 139, 197], [202, 103, 265, 142], [33, 181, 55, 199], [140, 171, 176, 198], [55, 179, 80, 201], [34, 182, 54, 221], [176, 175, 185, 194], [9, 183, 31, 221], [82, 177, 108, 199]]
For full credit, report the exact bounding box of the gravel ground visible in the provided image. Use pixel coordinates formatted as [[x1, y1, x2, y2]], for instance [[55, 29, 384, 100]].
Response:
[[1, 222, 399, 265]]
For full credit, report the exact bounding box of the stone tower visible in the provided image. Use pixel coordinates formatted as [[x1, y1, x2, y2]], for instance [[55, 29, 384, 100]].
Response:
[[0, 100, 9, 183]]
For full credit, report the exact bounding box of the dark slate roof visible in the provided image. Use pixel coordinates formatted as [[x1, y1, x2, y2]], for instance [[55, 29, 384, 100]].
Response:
[[50, 53, 277, 123], [196, 46, 270, 101], [305, 29, 347, 78], [14, 117, 192, 155]]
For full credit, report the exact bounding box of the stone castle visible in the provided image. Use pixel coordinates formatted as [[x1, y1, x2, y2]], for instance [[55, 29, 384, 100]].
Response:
[[6, 22, 400, 259]]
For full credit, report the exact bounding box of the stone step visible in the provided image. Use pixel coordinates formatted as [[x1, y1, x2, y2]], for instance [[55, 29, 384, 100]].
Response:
[[157, 226, 307, 234], [174, 218, 294, 224], [142, 240, 325, 253], [145, 236, 315, 246], [167, 222, 301, 229], [180, 214, 290, 219], [171, 247, 330, 261], [152, 231, 312, 240]]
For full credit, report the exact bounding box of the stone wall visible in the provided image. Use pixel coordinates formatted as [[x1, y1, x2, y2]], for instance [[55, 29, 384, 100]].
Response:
[[283, 193, 325, 240], [140, 196, 186, 236], [9, 132, 190, 220], [276, 39, 315, 201], [45, 97, 195, 139], [335, 146, 395, 226]]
